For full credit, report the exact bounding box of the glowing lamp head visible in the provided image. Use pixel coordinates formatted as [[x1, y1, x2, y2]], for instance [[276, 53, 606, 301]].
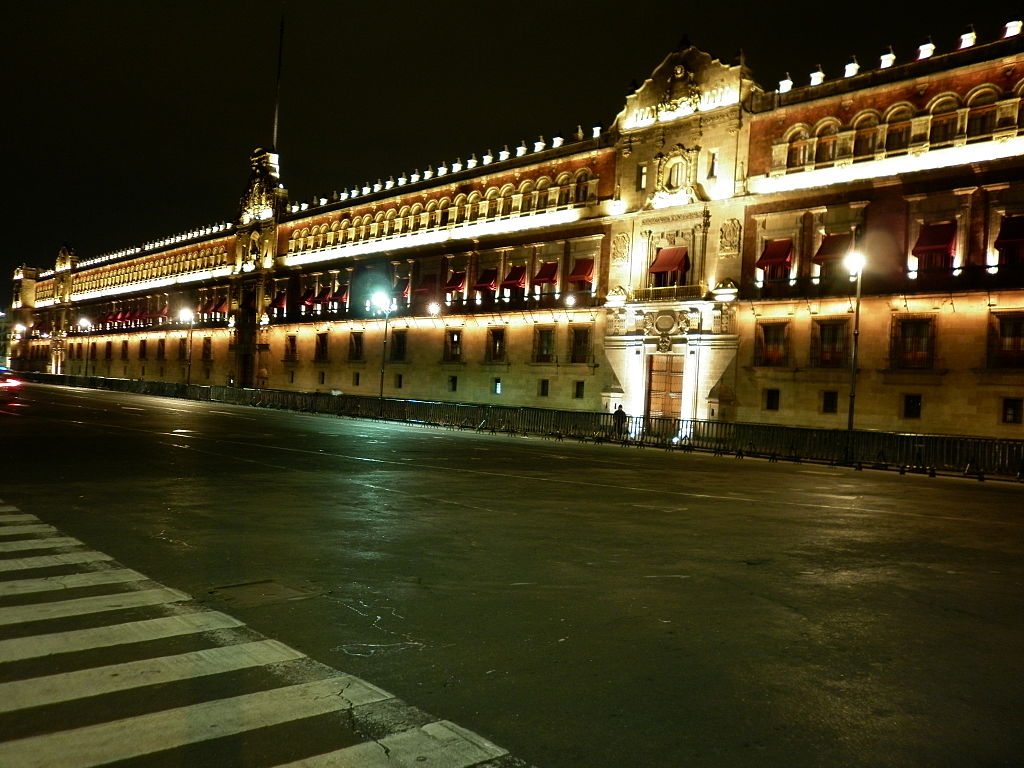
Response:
[[178, 308, 194, 324], [78, 318, 92, 330], [427, 302, 441, 317], [371, 291, 390, 312], [844, 250, 866, 276], [564, 294, 577, 307]]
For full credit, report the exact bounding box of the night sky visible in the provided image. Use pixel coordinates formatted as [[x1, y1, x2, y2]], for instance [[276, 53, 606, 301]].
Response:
[[3, 1, 1014, 308]]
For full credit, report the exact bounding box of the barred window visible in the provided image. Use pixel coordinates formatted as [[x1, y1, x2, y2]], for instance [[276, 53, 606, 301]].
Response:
[[444, 330, 462, 362], [811, 319, 848, 368], [347, 332, 362, 361], [486, 328, 506, 362], [755, 321, 789, 366], [570, 326, 592, 364], [891, 316, 935, 369], [390, 329, 407, 362], [988, 313, 1024, 368], [534, 327, 556, 363]]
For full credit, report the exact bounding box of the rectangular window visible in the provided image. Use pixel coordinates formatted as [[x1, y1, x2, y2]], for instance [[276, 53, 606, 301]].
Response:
[[635, 164, 647, 192], [892, 317, 935, 369], [822, 390, 839, 414], [486, 327, 506, 362], [570, 326, 591, 364], [390, 329, 407, 362], [138, 340, 147, 361], [706, 151, 718, 179], [444, 330, 462, 361], [394, 373, 403, 389], [448, 375, 458, 392], [285, 335, 298, 362], [1003, 398, 1023, 424], [352, 371, 360, 386], [573, 381, 585, 399], [538, 379, 550, 397], [764, 388, 781, 411], [534, 327, 556, 363], [903, 393, 922, 419], [201, 338, 212, 362], [493, 377, 502, 395], [812, 319, 848, 368], [314, 332, 329, 362], [348, 332, 363, 361], [121, 340, 129, 361], [318, 371, 325, 385], [105, 341, 113, 360], [755, 321, 789, 366], [156, 339, 166, 361], [989, 313, 1024, 368], [178, 338, 187, 360]]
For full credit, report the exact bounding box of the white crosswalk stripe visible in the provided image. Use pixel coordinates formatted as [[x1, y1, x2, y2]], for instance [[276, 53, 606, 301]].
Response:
[[0, 550, 115, 572], [0, 567, 147, 597], [0, 500, 515, 768]]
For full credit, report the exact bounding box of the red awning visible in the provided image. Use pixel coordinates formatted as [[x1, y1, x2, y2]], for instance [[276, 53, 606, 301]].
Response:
[[812, 233, 852, 263], [315, 287, 333, 304], [444, 271, 466, 291], [269, 291, 287, 309], [649, 247, 689, 273], [995, 215, 1024, 248], [212, 299, 228, 314], [158, 305, 169, 318], [415, 274, 437, 292], [300, 289, 316, 306], [333, 285, 349, 303], [533, 261, 559, 284], [568, 258, 594, 283], [756, 239, 793, 268], [912, 222, 956, 257], [393, 277, 410, 299], [501, 265, 527, 288], [473, 268, 498, 291]]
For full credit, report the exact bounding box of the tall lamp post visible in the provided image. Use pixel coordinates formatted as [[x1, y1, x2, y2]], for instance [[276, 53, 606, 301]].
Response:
[[178, 308, 195, 386], [371, 291, 393, 417], [844, 250, 866, 435], [78, 318, 93, 377]]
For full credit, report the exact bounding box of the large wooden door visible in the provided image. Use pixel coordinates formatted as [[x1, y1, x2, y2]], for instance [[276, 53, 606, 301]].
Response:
[[646, 354, 684, 420]]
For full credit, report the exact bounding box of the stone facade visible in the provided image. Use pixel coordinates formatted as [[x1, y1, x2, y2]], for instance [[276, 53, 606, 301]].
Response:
[[9, 22, 1024, 438]]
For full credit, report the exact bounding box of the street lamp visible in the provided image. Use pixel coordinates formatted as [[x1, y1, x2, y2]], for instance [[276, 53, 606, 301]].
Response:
[[371, 290, 393, 416], [178, 308, 195, 386], [844, 250, 866, 435], [78, 318, 93, 377]]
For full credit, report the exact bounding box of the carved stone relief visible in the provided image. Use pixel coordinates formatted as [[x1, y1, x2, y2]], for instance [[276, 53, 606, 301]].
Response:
[[719, 218, 741, 257]]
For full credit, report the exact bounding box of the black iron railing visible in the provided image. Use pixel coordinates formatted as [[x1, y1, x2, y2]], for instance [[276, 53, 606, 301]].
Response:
[[18, 372, 1024, 480]]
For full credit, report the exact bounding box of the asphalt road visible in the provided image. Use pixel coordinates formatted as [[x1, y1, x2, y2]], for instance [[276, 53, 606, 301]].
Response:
[[2, 383, 1023, 767]]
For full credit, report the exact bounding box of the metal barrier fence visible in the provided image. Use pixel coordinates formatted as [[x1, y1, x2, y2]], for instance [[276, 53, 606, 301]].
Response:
[[18, 372, 1024, 480]]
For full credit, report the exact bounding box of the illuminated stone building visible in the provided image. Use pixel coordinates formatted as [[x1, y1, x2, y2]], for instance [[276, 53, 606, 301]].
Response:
[[9, 20, 1024, 438]]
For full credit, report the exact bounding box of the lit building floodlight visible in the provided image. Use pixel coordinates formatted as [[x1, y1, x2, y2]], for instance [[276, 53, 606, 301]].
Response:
[[78, 318, 92, 331], [427, 301, 441, 316], [371, 291, 390, 312], [178, 308, 195, 324]]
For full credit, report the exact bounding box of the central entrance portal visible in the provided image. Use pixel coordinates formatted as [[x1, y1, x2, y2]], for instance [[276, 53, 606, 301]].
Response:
[[646, 353, 684, 420]]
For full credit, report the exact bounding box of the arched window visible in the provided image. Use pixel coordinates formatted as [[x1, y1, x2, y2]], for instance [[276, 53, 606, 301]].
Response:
[[929, 97, 960, 146], [885, 106, 913, 154], [966, 89, 999, 139], [536, 178, 551, 211], [814, 123, 839, 165], [519, 181, 535, 214], [786, 129, 810, 168], [853, 114, 879, 159], [574, 171, 591, 203]]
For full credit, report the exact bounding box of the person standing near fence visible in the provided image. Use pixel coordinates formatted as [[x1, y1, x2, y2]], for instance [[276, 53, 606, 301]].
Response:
[[613, 404, 627, 438]]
